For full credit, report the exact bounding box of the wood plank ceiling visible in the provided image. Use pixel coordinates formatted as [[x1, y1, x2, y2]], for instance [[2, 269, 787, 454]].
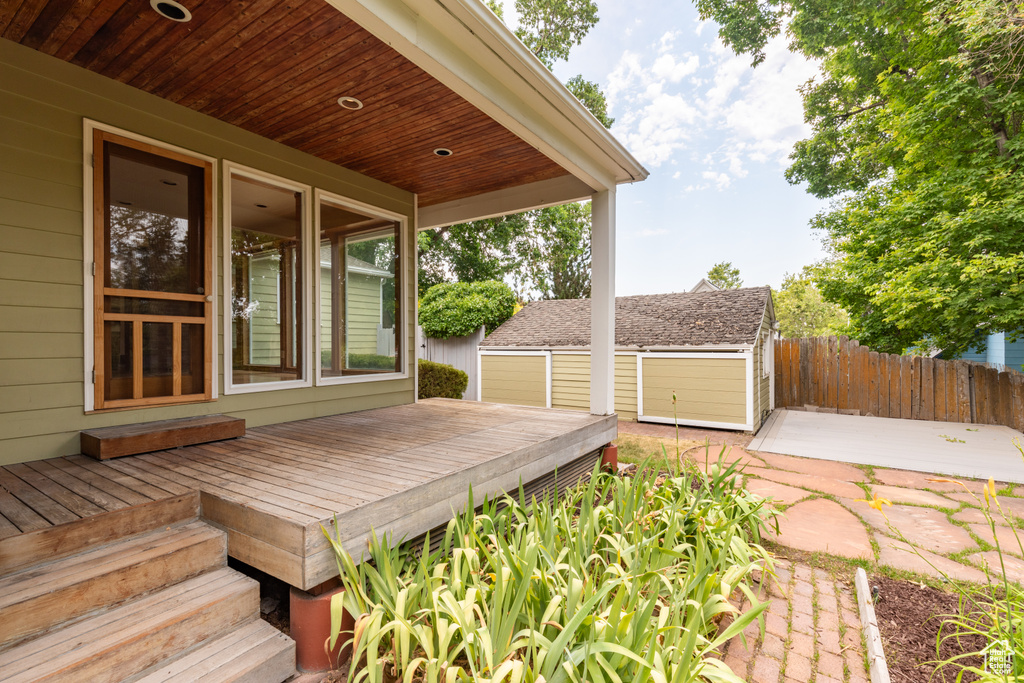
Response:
[[1, 0, 572, 206]]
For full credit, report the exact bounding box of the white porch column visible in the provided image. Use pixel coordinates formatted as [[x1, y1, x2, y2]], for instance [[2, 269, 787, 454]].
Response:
[[590, 188, 616, 415]]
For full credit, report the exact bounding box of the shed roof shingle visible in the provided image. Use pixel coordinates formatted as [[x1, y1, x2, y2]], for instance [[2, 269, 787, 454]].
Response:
[[481, 287, 772, 348]]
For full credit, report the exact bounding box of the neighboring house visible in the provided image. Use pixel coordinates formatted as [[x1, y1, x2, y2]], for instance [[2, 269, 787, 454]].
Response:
[[689, 277, 721, 293], [957, 333, 1024, 373], [479, 287, 777, 432]]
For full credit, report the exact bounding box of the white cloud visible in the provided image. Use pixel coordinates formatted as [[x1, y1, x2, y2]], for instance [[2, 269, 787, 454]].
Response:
[[604, 26, 818, 183]]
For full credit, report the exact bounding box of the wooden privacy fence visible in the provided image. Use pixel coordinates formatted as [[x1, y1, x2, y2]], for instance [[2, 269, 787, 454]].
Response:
[[774, 336, 1024, 432]]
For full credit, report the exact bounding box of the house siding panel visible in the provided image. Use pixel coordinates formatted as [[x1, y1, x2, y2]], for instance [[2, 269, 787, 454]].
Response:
[[0, 40, 417, 466], [642, 357, 747, 424], [481, 355, 547, 407], [550, 354, 638, 420]]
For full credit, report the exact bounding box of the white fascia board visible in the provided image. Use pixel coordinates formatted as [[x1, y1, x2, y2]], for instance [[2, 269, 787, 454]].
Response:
[[478, 344, 755, 352], [418, 176, 594, 229], [325, 0, 647, 192]]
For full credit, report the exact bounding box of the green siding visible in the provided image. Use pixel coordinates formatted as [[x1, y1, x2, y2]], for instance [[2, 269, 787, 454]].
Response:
[[0, 40, 417, 466], [248, 253, 282, 365], [642, 357, 748, 425], [481, 355, 547, 408], [550, 354, 638, 420], [347, 272, 383, 355]]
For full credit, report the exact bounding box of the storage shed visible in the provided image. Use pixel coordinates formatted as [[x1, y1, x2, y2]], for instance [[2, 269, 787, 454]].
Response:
[[479, 287, 777, 432]]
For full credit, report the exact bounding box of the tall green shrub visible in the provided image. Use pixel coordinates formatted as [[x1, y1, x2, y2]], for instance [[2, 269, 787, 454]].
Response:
[[418, 281, 515, 339], [418, 359, 468, 399]]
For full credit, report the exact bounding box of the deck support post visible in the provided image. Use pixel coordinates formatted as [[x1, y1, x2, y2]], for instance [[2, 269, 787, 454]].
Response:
[[590, 188, 616, 415], [290, 582, 352, 671]]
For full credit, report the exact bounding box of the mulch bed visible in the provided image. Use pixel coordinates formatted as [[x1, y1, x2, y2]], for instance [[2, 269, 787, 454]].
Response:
[[872, 575, 985, 683]]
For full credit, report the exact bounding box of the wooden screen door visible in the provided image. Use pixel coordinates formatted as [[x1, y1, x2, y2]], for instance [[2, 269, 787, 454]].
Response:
[[93, 130, 213, 409]]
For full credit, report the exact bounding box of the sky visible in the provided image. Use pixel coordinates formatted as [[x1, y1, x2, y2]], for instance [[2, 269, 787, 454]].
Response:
[[499, 0, 830, 295]]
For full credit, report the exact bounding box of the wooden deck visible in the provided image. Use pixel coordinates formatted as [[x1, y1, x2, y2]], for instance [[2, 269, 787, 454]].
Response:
[[0, 399, 616, 589]]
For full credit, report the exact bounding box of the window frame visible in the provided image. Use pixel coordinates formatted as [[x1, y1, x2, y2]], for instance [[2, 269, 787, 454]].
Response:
[[83, 120, 217, 412], [314, 189, 408, 387], [222, 161, 314, 395]]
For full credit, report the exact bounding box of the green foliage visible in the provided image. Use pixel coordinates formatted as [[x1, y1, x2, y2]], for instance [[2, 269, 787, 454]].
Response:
[[418, 281, 517, 338], [774, 267, 849, 338], [347, 353, 397, 371], [417, 359, 469, 399], [565, 75, 614, 127], [514, 0, 598, 67], [707, 261, 743, 289], [417, 215, 529, 298], [697, 0, 1024, 355], [323, 449, 777, 682]]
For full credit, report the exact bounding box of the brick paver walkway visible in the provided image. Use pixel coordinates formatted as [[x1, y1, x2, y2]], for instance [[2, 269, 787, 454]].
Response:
[[725, 560, 869, 683]]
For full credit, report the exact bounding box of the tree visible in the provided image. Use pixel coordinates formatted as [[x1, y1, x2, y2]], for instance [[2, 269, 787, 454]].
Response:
[[696, 0, 1024, 355], [706, 261, 742, 289], [419, 281, 517, 338], [774, 267, 849, 338], [418, 0, 612, 300]]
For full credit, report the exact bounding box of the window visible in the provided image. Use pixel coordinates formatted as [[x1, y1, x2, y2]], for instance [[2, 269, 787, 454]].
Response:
[[317, 194, 401, 381], [91, 129, 213, 409], [225, 166, 309, 390]]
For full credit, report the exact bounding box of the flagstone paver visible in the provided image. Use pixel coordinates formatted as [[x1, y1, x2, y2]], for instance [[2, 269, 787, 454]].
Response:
[[872, 468, 967, 492], [952, 507, 1010, 526], [876, 537, 988, 582], [770, 498, 874, 559], [743, 478, 813, 506], [968, 523, 1024, 557], [968, 551, 1024, 583], [756, 451, 868, 482], [745, 466, 867, 499], [868, 484, 953, 507], [856, 504, 976, 554], [723, 560, 869, 683], [688, 444, 765, 470]]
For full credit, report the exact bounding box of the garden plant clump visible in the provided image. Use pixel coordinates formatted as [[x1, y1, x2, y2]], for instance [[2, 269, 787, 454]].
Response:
[[323, 453, 778, 682]]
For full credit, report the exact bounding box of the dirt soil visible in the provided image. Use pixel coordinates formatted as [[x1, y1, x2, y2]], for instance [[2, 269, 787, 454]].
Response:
[[872, 575, 985, 683]]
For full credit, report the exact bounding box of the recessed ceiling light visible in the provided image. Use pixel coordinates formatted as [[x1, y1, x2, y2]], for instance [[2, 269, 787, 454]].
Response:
[[433, 148, 453, 157], [337, 96, 364, 110], [150, 0, 192, 22], [255, 203, 268, 209]]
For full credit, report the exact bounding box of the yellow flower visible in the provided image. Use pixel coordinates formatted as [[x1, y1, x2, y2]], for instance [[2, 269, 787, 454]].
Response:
[[856, 493, 893, 514]]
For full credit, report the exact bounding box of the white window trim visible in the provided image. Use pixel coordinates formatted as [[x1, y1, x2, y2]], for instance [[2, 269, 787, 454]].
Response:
[[82, 119, 219, 411], [313, 188, 409, 387], [222, 161, 313, 395]]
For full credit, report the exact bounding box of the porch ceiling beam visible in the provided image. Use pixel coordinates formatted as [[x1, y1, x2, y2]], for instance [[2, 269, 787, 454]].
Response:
[[417, 176, 594, 230], [325, 0, 647, 194]]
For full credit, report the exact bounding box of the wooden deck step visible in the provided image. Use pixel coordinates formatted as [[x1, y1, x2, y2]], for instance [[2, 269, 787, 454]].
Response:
[[0, 520, 226, 647], [0, 492, 200, 575], [81, 415, 246, 460], [130, 619, 295, 683], [0, 567, 260, 683]]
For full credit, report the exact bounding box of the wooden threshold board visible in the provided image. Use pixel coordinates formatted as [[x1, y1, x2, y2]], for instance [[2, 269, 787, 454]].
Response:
[[81, 415, 245, 460]]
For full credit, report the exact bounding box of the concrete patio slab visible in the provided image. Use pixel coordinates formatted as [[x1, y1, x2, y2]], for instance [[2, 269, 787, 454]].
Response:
[[749, 409, 1024, 483]]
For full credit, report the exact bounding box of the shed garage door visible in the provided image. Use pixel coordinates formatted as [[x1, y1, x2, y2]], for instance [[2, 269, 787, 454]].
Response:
[[480, 354, 548, 407], [639, 354, 751, 430]]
